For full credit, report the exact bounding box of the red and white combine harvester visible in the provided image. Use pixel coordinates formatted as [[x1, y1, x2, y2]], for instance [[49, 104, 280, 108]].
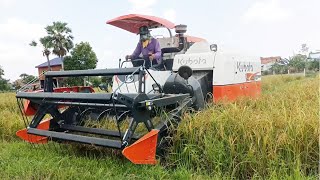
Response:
[[16, 14, 261, 164]]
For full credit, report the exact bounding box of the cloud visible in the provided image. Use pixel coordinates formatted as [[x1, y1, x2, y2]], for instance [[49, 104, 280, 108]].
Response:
[[242, 0, 292, 23], [128, 0, 157, 15], [0, 18, 46, 43], [163, 9, 176, 22], [0, 0, 16, 8], [0, 18, 46, 81]]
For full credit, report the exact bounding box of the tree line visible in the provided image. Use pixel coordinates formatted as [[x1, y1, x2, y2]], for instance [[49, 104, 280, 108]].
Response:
[[0, 66, 10, 91], [0, 21, 112, 91], [264, 44, 319, 75], [266, 54, 319, 75]]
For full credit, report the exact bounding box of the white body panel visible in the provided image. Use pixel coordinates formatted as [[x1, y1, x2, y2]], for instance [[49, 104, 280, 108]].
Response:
[[213, 53, 261, 85], [172, 41, 214, 71], [173, 52, 215, 71], [172, 41, 261, 86], [112, 40, 261, 95]]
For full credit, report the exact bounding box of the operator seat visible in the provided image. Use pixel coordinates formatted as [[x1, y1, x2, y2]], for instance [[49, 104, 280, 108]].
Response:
[[161, 51, 174, 70], [157, 36, 180, 71]]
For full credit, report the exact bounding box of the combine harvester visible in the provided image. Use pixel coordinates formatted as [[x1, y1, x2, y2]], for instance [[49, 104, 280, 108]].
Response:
[[16, 14, 261, 164]]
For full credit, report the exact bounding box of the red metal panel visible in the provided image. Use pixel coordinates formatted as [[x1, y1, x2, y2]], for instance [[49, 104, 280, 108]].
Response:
[[107, 14, 175, 34], [213, 81, 261, 102], [122, 129, 159, 165], [16, 118, 51, 144]]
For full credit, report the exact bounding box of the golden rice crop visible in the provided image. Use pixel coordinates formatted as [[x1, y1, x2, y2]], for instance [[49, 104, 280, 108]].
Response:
[[0, 93, 24, 141], [168, 75, 319, 179], [0, 75, 318, 179]]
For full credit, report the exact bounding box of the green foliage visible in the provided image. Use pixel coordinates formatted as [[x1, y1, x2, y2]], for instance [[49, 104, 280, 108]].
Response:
[[64, 42, 98, 86], [270, 63, 288, 74], [262, 70, 270, 76], [267, 52, 319, 75], [300, 43, 309, 55], [0, 66, 10, 91], [19, 73, 36, 84], [289, 54, 307, 72], [45, 21, 74, 57], [64, 78, 82, 87], [88, 76, 112, 89], [306, 60, 319, 71], [0, 66, 4, 78], [38, 36, 52, 58], [89, 77, 102, 87], [101, 76, 113, 87], [29, 40, 37, 47], [31, 34, 51, 67], [19, 73, 28, 79], [12, 80, 22, 90], [30, 21, 74, 71], [64, 42, 97, 70], [0, 79, 10, 91], [12, 73, 37, 90], [265, 44, 318, 75]]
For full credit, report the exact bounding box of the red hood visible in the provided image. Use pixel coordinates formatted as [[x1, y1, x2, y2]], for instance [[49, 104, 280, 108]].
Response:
[[106, 14, 175, 34], [185, 35, 206, 42]]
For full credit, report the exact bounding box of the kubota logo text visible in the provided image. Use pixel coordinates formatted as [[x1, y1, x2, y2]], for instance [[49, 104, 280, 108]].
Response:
[[237, 62, 253, 72], [177, 58, 207, 65]]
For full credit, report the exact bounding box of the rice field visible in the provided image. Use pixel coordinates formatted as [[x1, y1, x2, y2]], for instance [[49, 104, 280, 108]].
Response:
[[0, 74, 319, 179]]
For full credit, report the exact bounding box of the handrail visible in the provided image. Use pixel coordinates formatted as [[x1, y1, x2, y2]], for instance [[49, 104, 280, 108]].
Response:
[[17, 71, 46, 92], [45, 67, 141, 77]]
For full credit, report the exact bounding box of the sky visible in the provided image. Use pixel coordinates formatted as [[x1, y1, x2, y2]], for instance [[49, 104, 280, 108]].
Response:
[[0, 0, 319, 81]]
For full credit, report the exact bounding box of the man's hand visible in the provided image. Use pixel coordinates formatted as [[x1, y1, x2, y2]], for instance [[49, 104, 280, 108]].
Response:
[[125, 55, 132, 61], [149, 53, 155, 61]]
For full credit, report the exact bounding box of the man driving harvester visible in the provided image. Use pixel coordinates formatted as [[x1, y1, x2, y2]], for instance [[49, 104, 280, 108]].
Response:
[[126, 26, 162, 69]]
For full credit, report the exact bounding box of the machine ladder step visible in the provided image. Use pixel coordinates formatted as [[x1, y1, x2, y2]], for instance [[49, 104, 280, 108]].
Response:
[[27, 128, 122, 149], [60, 124, 140, 140]]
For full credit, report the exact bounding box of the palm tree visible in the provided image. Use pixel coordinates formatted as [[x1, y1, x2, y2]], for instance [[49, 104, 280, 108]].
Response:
[[45, 21, 74, 57], [30, 21, 74, 71], [30, 37, 52, 71]]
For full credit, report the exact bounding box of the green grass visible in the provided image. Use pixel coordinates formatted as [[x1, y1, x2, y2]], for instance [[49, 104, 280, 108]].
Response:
[[0, 142, 211, 180], [0, 75, 319, 179]]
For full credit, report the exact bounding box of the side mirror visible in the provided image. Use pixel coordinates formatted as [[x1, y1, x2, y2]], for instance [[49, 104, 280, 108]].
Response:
[[210, 44, 218, 52], [178, 65, 193, 80]]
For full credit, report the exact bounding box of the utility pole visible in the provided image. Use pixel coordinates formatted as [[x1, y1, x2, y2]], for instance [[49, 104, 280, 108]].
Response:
[[301, 44, 309, 77]]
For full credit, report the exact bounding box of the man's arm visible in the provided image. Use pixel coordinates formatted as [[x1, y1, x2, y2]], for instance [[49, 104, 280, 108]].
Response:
[[153, 39, 162, 64], [131, 42, 142, 59]]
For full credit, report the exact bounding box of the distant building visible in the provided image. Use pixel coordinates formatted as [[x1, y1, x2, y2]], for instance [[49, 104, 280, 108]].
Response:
[[308, 51, 320, 60], [260, 56, 281, 71], [35, 57, 64, 88]]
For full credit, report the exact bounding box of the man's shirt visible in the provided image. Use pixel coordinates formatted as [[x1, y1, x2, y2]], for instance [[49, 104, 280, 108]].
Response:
[[131, 38, 162, 64]]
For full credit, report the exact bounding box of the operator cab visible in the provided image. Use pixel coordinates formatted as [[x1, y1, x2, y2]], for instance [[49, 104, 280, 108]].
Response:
[[107, 14, 210, 96], [152, 25, 206, 70], [152, 25, 189, 70], [106, 14, 205, 71]]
